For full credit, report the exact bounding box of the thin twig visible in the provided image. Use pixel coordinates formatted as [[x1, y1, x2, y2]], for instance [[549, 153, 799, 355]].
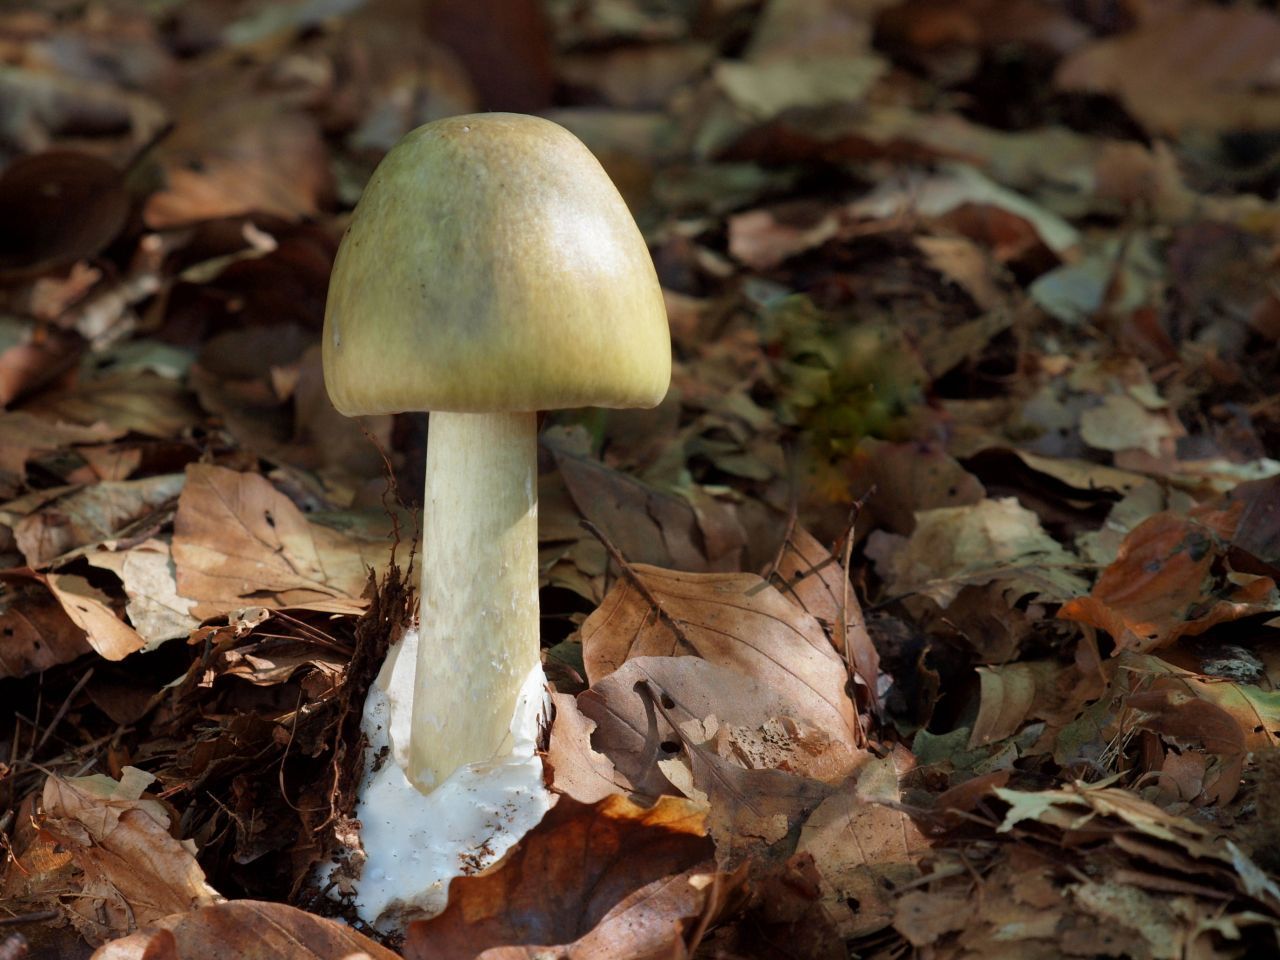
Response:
[[28, 668, 94, 760], [0, 911, 58, 927]]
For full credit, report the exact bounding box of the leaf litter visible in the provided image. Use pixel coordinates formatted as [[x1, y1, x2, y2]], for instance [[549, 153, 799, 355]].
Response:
[[0, 0, 1279, 958]]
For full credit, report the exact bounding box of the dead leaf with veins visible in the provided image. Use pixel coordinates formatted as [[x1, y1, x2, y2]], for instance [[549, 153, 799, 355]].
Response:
[[171, 464, 389, 618], [403, 795, 738, 960]]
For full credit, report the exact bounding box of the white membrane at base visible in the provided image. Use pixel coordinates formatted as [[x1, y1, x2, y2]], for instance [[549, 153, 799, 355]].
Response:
[[327, 628, 551, 931]]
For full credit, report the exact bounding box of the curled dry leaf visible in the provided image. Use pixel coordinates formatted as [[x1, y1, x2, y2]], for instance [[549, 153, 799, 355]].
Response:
[[0, 150, 130, 278], [866, 497, 1089, 608], [403, 795, 732, 960], [0, 574, 93, 678], [19, 769, 222, 946], [1060, 506, 1280, 653], [772, 525, 880, 711], [87, 537, 201, 650], [581, 564, 860, 752], [580, 656, 865, 796], [969, 660, 1066, 749], [797, 755, 930, 938], [44, 572, 145, 661], [89, 899, 398, 960], [545, 691, 623, 804], [171, 464, 388, 618], [12, 473, 183, 567]]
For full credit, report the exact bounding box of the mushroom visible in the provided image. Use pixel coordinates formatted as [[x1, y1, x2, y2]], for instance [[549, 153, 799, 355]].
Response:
[[321, 113, 670, 922]]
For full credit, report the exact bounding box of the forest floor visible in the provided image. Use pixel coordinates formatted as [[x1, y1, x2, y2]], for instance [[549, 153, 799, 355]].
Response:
[[2, 1, 1280, 958]]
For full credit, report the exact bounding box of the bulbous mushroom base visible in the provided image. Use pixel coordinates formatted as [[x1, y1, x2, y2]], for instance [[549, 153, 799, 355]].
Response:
[[326, 627, 552, 931]]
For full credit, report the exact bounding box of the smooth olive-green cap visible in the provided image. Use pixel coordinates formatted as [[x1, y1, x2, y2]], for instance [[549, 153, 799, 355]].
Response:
[[323, 113, 671, 415]]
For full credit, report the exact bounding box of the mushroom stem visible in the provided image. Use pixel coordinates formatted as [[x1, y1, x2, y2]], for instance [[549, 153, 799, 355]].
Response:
[[409, 410, 541, 791]]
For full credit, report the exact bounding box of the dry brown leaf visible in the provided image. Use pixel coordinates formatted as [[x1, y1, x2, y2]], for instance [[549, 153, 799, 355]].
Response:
[[546, 691, 624, 804], [846, 437, 986, 537], [403, 794, 731, 960], [969, 660, 1063, 749], [580, 656, 866, 796], [145, 108, 331, 228], [865, 497, 1088, 608], [1055, 5, 1280, 136], [171, 464, 387, 617], [684, 746, 833, 871], [1127, 688, 1246, 805], [25, 372, 200, 439], [848, 165, 1078, 258], [797, 755, 929, 938], [727, 200, 840, 271], [0, 574, 92, 678], [87, 537, 200, 649], [552, 447, 720, 572], [1060, 506, 1280, 653], [580, 565, 860, 750], [915, 233, 1004, 310], [773, 525, 880, 711], [12, 473, 183, 567], [34, 769, 221, 945], [90, 899, 398, 960], [0, 412, 120, 489], [45, 572, 145, 661]]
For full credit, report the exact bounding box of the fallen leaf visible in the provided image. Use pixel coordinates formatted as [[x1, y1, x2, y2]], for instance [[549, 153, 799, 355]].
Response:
[[0, 574, 92, 678], [772, 525, 881, 709], [45, 572, 144, 661], [171, 464, 388, 617], [581, 566, 860, 750], [545, 691, 624, 804], [87, 538, 200, 651], [969, 660, 1064, 748], [683, 745, 833, 870], [25, 371, 200, 439], [1125, 688, 1246, 805], [1080, 394, 1183, 458], [846, 437, 986, 537], [0, 412, 120, 491], [1060, 506, 1280, 653], [551, 446, 724, 572], [12, 473, 183, 567], [90, 899, 398, 959], [847, 164, 1079, 258], [34, 769, 221, 945], [145, 107, 331, 228], [714, 54, 885, 120], [403, 794, 732, 960], [865, 497, 1088, 608], [581, 656, 866, 796], [797, 756, 929, 938], [1055, 6, 1280, 136]]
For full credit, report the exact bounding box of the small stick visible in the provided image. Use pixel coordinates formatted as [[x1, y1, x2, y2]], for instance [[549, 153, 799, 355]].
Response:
[[28, 668, 94, 759], [0, 911, 57, 927]]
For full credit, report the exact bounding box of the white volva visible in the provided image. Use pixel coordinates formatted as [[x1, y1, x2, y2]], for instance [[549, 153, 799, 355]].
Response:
[[342, 629, 551, 928]]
